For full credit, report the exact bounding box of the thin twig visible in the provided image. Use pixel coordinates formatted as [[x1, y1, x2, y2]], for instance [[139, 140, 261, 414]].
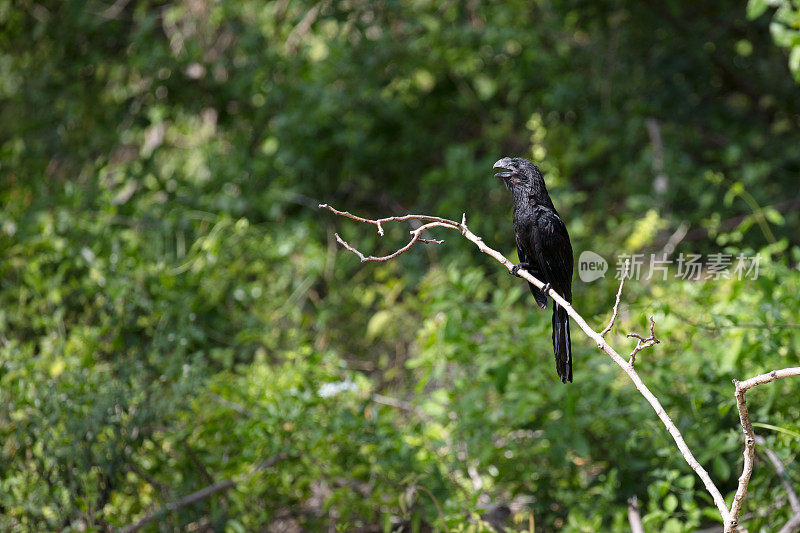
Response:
[[182, 439, 217, 487], [646, 118, 669, 199], [121, 453, 293, 533], [333, 222, 445, 263], [208, 392, 254, 417], [285, 0, 331, 53], [95, 0, 131, 20], [626, 316, 660, 364], [320, 204, 458, 237], [661, 221, 690, 255], [601, 259, 629, 338], [372, 393, 434, 422], [754, 435, 800, 516], [779, 515, 800, 533], [415, 484, 451, 533], [121, 480, 236, 533]]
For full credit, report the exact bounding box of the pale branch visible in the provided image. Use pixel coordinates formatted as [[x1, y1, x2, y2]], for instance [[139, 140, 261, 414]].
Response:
[[738, 368, 800, 392], [600, 259, 629, 338], [780, 515, 800, 533], [729, 368, 800, 531], [121, 453, 293, 533], [661, 221, 690, 255], [285, 0, 331, 53], [319, 204, 458, 237], [626, 316, 660, 364], [628, 495, 645, 533], [121, 480, 236, 533], [764, 447, 800, 517], [320, 204, 729, 519], [321, 204, 800, 532], [208, 392, 255, 418], [754, 435, 800, 532], [332, 223, 446, 263], [372, 393, 434, 423]]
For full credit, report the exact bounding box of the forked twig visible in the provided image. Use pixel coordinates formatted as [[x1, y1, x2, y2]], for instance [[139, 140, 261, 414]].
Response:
[[729, 368, 800, 531], [626, 316, 660, 364]]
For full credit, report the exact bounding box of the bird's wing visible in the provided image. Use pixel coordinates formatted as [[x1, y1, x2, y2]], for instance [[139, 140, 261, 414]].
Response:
[[534, 209, 574, 302], [516, 232, 547, 309]]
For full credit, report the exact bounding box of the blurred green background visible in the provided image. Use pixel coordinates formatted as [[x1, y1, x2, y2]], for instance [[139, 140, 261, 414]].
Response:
[[2, 0, 800, 531]]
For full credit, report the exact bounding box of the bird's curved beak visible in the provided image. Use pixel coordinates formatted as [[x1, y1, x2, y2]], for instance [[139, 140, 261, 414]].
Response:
[[493, 158, 513, 179]]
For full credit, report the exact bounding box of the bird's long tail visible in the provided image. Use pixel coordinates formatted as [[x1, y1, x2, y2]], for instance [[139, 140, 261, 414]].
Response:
[[552, 304, 572, 383]]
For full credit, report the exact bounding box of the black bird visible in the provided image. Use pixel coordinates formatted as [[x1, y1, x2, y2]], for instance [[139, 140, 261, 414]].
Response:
[[493, 157, 574, 383]]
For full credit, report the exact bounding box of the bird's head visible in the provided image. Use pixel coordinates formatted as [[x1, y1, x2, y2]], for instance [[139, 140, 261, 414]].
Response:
[[492, 157, 541, 191]]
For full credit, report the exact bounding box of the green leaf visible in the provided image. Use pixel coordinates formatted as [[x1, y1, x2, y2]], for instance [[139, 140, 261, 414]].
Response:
[[491, 362, 510, 394], [746, 0, 769, 20], [664, 493, 678, 513], [675, 475, 695, 490], [663, 518, 684, 533], [763, 207, 785, 225], [702, 506, 725, 522], [366, 310, 393, 340], [225, 520, 246, 533], [713, 455, 731, 481], [752, 422, 800, 439], [790, 46, 800, 74]]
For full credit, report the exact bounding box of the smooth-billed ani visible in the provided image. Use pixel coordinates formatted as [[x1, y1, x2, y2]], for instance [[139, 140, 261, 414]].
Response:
[[493, 157, 574, 383]]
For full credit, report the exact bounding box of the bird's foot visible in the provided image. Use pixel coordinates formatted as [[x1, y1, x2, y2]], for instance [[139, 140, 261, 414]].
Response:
[[511, 262, 531, 277], [541, 282, 552, 294]]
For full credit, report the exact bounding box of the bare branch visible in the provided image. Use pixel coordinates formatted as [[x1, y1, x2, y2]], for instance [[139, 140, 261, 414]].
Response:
[[121, 453, 293, 533], [286, 0, 331, 54], [208, 392, 254, 417], [626, 316, 660, 364], [601, 259, 630, 338], [754, 435, 800, 517], [319, 204, 460, 237], [332, 221, 446, 263], [372, 393, 433, 423], [729, 368, 800, 531], [779, 515, 800, 533], [121, 480, 236, 533], [319, 202, 455, 263], [738, 368, 800, 392], [628, 495, 645, 533], [321, 203, 731, 520], [646, 118, 669, 198], [661, 221, 690, 255], [94, 0, 131, 20], [321, 204, 800, 533]]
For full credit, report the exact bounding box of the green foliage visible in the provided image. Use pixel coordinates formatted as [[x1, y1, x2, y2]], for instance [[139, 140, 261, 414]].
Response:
[[748, 0, 800, 81], [1, 0, 799, 531]]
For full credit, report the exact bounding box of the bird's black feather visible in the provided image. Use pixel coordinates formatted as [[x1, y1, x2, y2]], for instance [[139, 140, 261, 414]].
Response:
[[494, 157, 574, 383]]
